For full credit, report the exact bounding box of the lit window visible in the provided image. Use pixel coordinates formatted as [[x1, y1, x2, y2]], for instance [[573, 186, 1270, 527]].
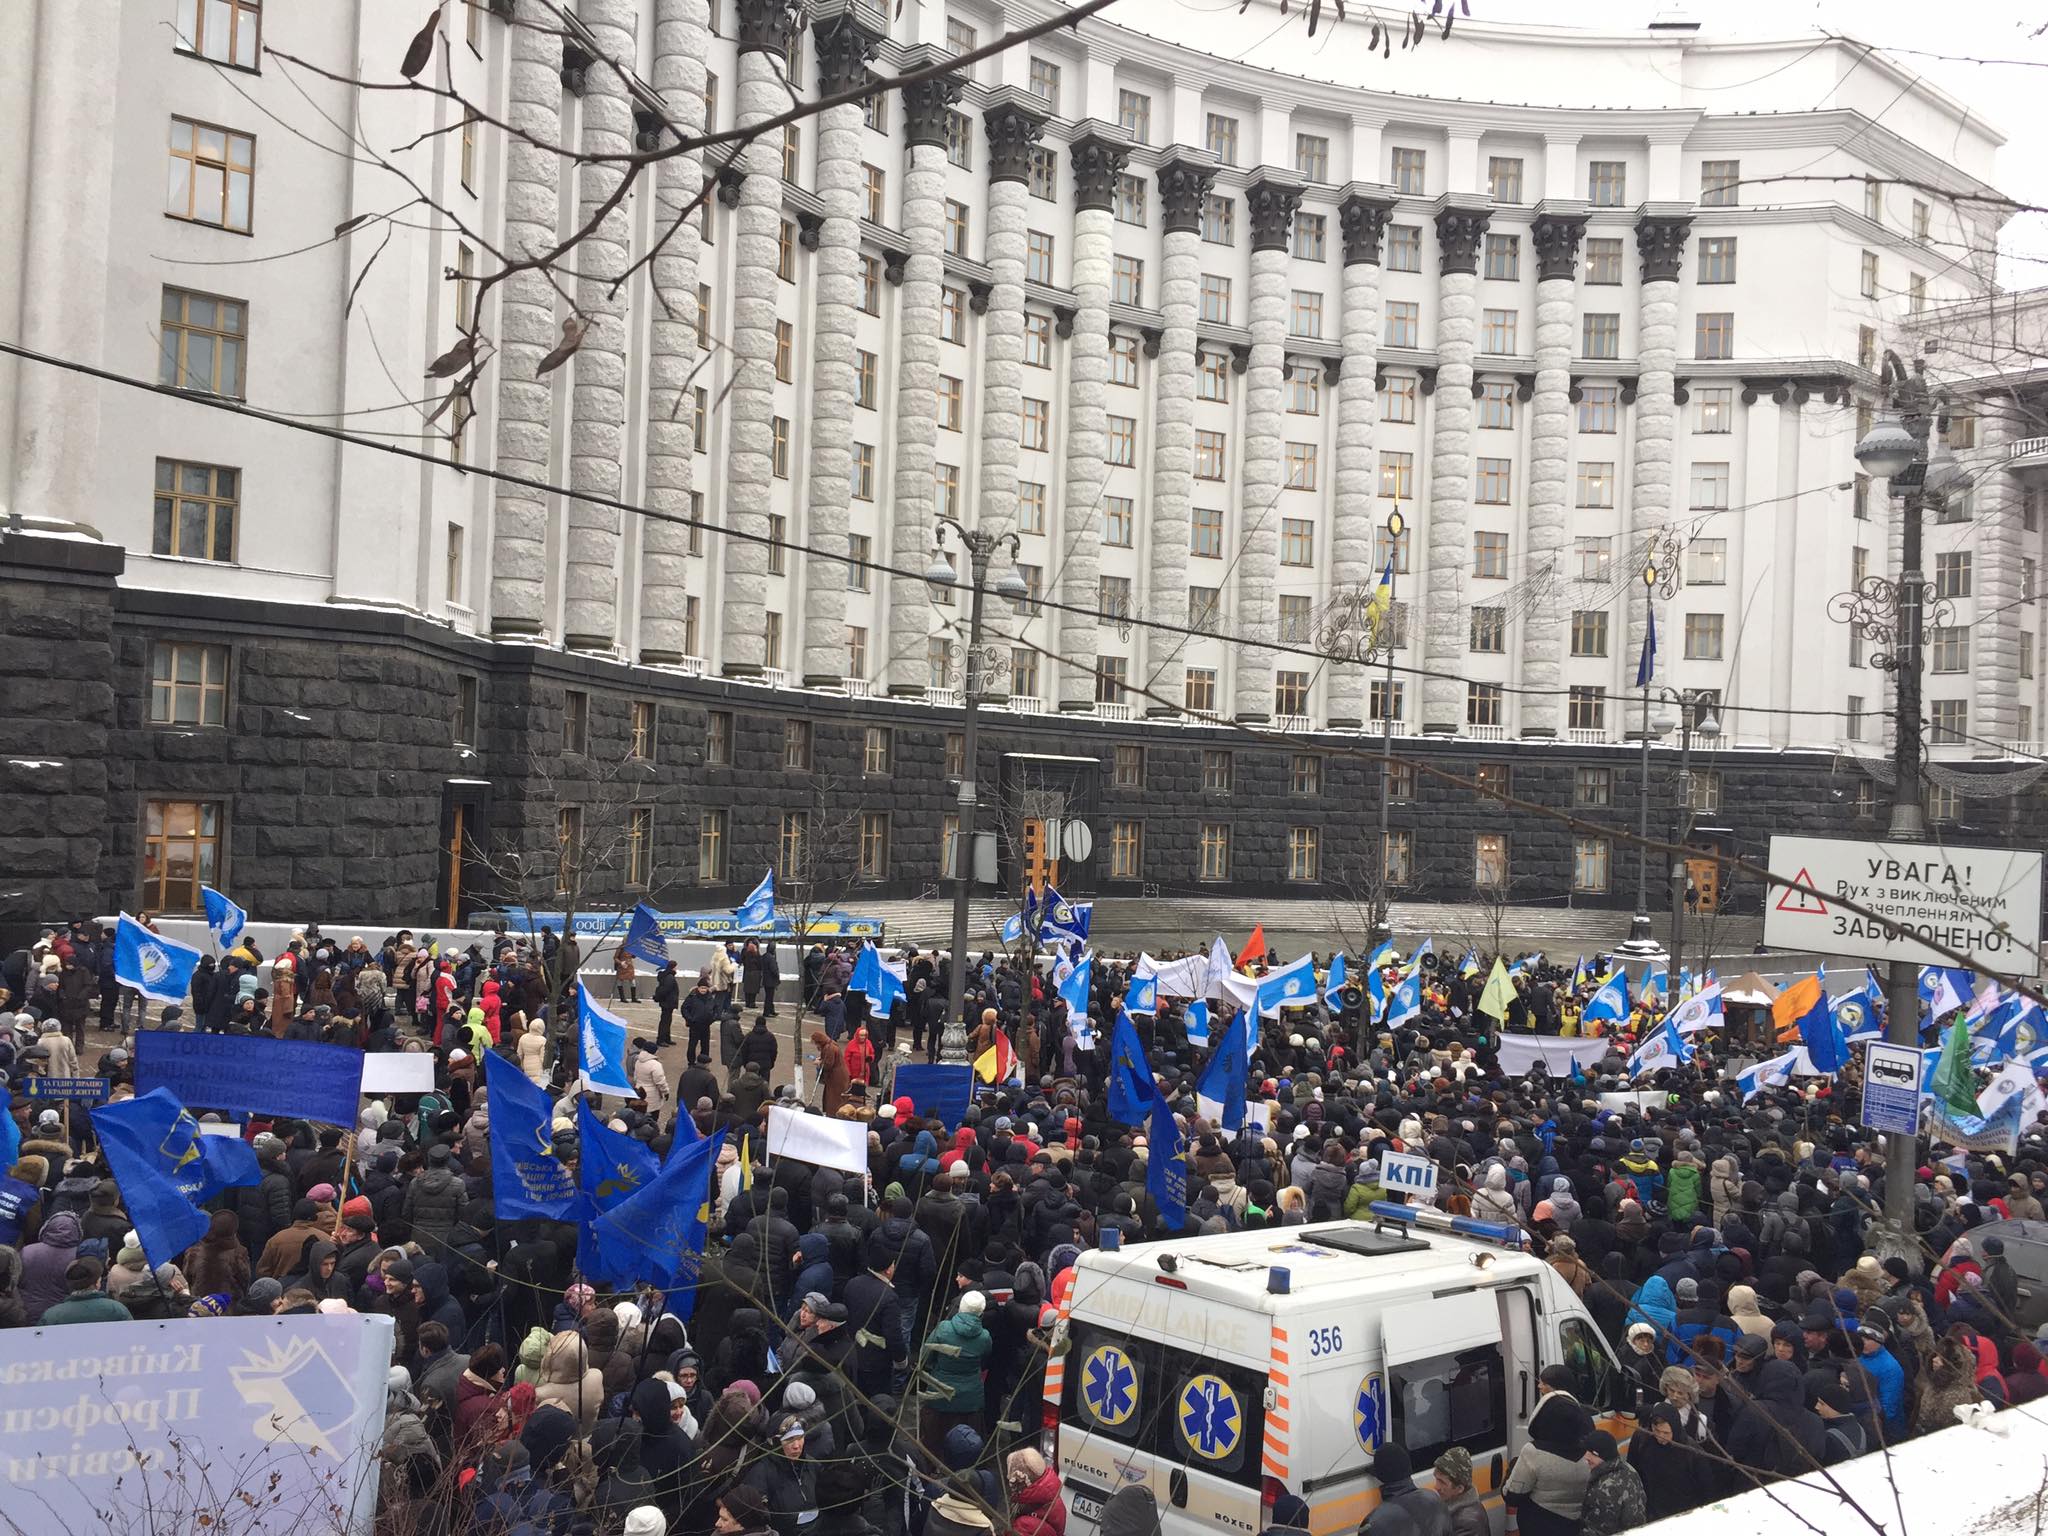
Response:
[[1585, 239, 1622, 285], [1194, 431, 1226, 480], [1475, 832, 1510, 888], [1379, 450, 1414, 501], [1488, 156, 1524, 203], [1575, 461, 1614, 508], [1695, 387, 1732, 433], [141, 799, 222, 912]]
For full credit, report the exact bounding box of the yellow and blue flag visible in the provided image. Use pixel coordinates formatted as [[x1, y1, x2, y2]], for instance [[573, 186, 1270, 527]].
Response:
[[90, 1088, 259, 1268]]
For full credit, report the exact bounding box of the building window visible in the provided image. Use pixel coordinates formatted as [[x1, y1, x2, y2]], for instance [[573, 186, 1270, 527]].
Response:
[[1017, 397, 1052, 451], [1185, 667, 1217, 713], [775, 810, 809, 879], [1695, 312, 1734, 359], [174, 0, 261, 66], [1287, 826, 1320, 882], [1383, 375, 1416, 422], [1585, 238, 1623, 285], [1845, 694, 1866, 742], [1573, 837, 1610, 893], [859, 255, 880, 313], [855, 812, 889, 880], [1683, 612, 1725, 660], [1206, 113, 1239, 165], [1019, 481, 1047, 535], [1574, 766, 1612, 807], [1024, 313, 1053, 368], [935, 465, 961, 521], [2024, 633, 2037, 681], [770, 417, 791, 479], [777, 219, 796, 281], [1473, 530, 1509, 578], [1858, 249, 1880, 300], [845, 626, 867, 676], [1027, 56, 1061, 110], [1380, 451, 1415, 501], [944, 198, 969, 256], [1390, 146, 1426, 193], [944, 114, 971, 171], [778, 717, 811, 771], [1194, 430, 1226, 481], [1376, 225, 1423, 278], [1295, 133, 1330, 181], [1575, 461, 1615, 508], [1476, 457, 1512, 504], [1106, 415, 1136, 465], [559, 689, 588, 755], [1570, 609, 1609, 657], [1116, 88, 1151, 143], [159, 288, 246, 397], [1200, 196, 1234, 245], [1583, 313, 1619, 359], [851, 442, 876, 500], [1467, 681, 1503, 727], [863, 725, 893, 775], [1279, 516, 1315, 566], [1386, 764, 1416, 807], [1113, 255, 1144, 306], [1011, 648, 1039, 698], [1929, 625, 1971, 674], [1289, 290, 1323, 338], [773, 319, 795, 383], [1689, 461, 1730, 509], [1285, 443, 1317, 491], [148, 640, 229, 727], [1027, 146, 1057, 200], [946, 16, 977, 51], [1567, 686, 1606, 732], [1686, 537, 1727, 585], [1700, 159, 1739, 206], [697, 808, 727, 882], [1488, 156, 1524, 203], [1470, 606, 1506, 654], [1026, 231, 1054, 283], [1113, 744, 1145, 789], [1575, 536, 1612, 580], [1481, 308, 1517, 354], [1384, 829, 1414, 887], [1114, 174, 1146, 225], [141, 798, 222, 912], [705, 710, 732, 766], [1369, 679, 1405, 724], [1587, 160, 1626, 206], [454, 674, 479, 746], [941, 286, 966, 343], [1202, 749, 1233, 793], [1687, 772, 1722, 813], [1934, 552, 1972, 599], [1287, 363, 1321, 416], [1475, 832, 1510, 888], [152, 458, 239, 562], [1099, 574, 1132, 622], [1191, 506, 1224, 557], [1696, 387, 1733, 433], [1200, 274, 1232, 324], [1095, 655, 1128, 704], [1571, 384, 1616, 433], [556, 806, 584, 888], [1198, 350, 1230, 402], [1930, 700, 1968, 745], [167, 117, 254, 231], [860, 162, 886, 221], [1294, 212, 1327, 260], [1483, 233, 1520, 280], [1697, 237, 1737, 283], [460, 109, 478, 193], [1385, 301, 1420, 348], [1199, 823, 1231, 881], [1110, 820, 1143, 879], [1104, 497, 1135, 548], [1913, 200, 1931, 241]]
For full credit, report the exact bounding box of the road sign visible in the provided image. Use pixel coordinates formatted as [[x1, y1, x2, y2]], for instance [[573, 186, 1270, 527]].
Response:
[[1861, 1042, 1924, 1137], [1061, 820, 1094, 862], [1380, 1150, 1438, 1201], [21, 1077, 109, 1103], [1762, 835, 2043, 969]]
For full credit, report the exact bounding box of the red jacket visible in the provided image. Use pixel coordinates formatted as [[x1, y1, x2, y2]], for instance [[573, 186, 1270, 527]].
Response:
[[1010, 1467, 1067, 1536]]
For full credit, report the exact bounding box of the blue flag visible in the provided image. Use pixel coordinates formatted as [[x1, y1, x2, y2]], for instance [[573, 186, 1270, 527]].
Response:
[[0, 1084, 15, 1170], [1256, 954, 1317, 1017], [849, 942, 906, 1015], [113, 913, 201, 1006], [578, 1098, 662, 1283], [1636, 604, 1657, 687], [893, 1063, 975, 1129], [586, 1128, 727, 1301], [1196, 1009, 1250, 1130], [1324, 953, 1349, 1011], [1041, 893, 1093, 945], [482, 1050, 576, 1222], [1183, 998, 1211, 1047], [1108, 1008, 1155, 1125], [1582, 969, 1631, 1025], [621, 902, 671, 967], [1798, 965, 1848, 1074], [200, 885, 247, 949], [1000, 910, 1025, 944], [736, 868, 776, 929], [90, 1089, 260, 1268], [576, 982, 637, 1096], [1123, 971, 1158, 1016], [1386, 970, 1422, 1030], [1056, 953, 1094, 1034], [1146, 1088, 1187, 1231]]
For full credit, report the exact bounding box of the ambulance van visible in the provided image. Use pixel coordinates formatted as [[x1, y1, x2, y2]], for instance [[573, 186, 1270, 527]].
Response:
[[1043, 1204, 1629, 1536]]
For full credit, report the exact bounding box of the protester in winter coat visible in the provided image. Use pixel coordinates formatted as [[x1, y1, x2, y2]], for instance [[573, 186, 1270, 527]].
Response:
[[535, 1328, 608, 1433], [919, 1292, 992, 1444], [1579, 1430, 1647, 1536], [17, 1209, 85, 1323], [177, 1209, 252, 1306]]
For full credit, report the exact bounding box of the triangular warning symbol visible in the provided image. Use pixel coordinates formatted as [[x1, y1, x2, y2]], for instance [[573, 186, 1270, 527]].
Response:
[[1774, 868, 1829, 915]]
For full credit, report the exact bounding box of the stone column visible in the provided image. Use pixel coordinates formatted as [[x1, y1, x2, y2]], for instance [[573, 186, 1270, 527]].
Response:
[[797, 13, 879, 686], [719, 0, 803, 676], [977, 93, 1050, 703], [1143, 155, 1218, 717], [1520, 211, 1587, 739], [563, 0, 635, 652], [1234, 173, 1306, 724], [1974, 410, 2023, 751], [640, 0, 712, 664], [1329, 191, 1394, 730], [1058, 133, 1131, 712], [488, 17, 562, 637], [1626, 211, 1692, 673], [886, 71, 962, 696], [1421, 201, 1490, 732]]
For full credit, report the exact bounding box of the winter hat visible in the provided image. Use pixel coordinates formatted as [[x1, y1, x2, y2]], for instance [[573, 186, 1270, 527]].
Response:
[[246, 1277, 284, 1307], [958, 1291, 987, 1316], [1371, 1443, 1413, 1484], [1434, 1447, 1475, 1488], [1675, 1277, 1699, 1302], [624, 1511, 668, 1536]]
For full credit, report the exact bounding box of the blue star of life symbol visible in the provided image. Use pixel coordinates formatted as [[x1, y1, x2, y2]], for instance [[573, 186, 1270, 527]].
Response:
[[1178, 1375, 1241, 1459], [1354, 1374, 1387, 1452], [1083, 1346, 1137, 1426]]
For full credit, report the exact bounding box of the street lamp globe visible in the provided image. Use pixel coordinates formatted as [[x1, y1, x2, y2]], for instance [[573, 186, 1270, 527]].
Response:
[[923, 548, 959, 587], [1853, 414, 1917, 479], [1922, 443, 1967, 500], [1696, 709, 1722, 739], [993, 564, 1028, 602]]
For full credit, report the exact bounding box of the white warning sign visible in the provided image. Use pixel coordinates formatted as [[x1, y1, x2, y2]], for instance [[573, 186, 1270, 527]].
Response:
[[1764, 835, 2044, 970]]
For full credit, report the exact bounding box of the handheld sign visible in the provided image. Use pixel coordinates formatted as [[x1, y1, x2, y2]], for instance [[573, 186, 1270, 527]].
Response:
[[22, 1076, 110, 1103], [1380, 1150, 1439, 1202]]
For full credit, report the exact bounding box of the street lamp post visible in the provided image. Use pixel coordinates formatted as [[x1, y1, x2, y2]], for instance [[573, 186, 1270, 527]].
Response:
[[927, 518, 1027, 1065], [1840, 350, 1962, 1258], [1666, 691, 1721, 979], [1624, 562, 1661, 951], [1374, 509, 1406, 947]]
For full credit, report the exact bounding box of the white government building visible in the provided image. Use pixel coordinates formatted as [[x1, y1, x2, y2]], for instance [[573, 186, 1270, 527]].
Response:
[[1, 0, 2034, 756]]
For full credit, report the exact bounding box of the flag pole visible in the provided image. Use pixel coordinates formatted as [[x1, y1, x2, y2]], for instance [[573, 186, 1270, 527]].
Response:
[[332, 1129, 356, 1240]]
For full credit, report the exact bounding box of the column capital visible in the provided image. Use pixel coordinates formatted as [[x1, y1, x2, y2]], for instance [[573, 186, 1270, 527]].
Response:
[[1157, 153, 1218, 235], [1530, 212, 1588, 282], [1636, 208, 1694, 283], [1434, 201, 1491, 275], [901, 72, 964, 148], [1070, 133, 1133, 212], [736, 0, 802, 56], [983, 90, 1050, 184], [812, 10, 882, 97], [1338, 188, 1396, 265], [1246, 172, 1307, 252]]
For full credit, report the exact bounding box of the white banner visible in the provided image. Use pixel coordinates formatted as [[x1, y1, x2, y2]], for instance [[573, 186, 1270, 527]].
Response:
[[1137, 953, 1211, 1000], [359, 1054, 436, 1094], [765, 1105, 870, 1175], [1495, 1034, 1611, 1077]]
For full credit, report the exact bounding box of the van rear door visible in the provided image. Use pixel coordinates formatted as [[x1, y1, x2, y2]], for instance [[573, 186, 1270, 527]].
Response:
[[1378, 1294, 1512, 1523]]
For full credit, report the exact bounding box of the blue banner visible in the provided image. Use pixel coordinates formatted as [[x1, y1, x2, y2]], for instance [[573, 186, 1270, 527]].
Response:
[[133, 1033, 365, 1129], [482, 1051, 576, 1222], [893, 1063, 974, 1129], [620, 901, 671, 967], [496, 906, 885, 941]]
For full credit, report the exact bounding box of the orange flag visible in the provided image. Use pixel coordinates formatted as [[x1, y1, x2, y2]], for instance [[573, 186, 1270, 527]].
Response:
[[1772, 973, 1823, 1043], [1236, 925, 1267, 969]]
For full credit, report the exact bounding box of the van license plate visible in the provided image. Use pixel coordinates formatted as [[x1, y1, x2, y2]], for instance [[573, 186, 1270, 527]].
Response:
[[1072, 1492, 1105, 1524]]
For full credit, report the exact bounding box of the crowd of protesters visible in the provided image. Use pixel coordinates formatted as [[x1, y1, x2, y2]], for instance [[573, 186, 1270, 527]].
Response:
[[0, 918, 2043, 1536]]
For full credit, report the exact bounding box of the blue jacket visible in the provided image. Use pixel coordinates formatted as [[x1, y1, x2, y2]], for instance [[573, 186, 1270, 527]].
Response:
[[1862, 1344, 1907, 1437], [1626, 1273, 1678, 1336]]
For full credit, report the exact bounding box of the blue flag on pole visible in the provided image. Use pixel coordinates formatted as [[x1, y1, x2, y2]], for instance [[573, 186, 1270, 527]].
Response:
[[893, 1063, 975, 1128], [1323, 953, 1349, 1011], [578, 1098, 662, 1283], [1108, 1008, 1155, 1125], [1582, 969, 1631, 1025], [1183, 998, 1211, 1048], [1146, 1089, 1187, 1230], [1196, 1009, 1250, 1130], [200, 885, 247, 949], [1386, 970, 1422, 1030], [482, 1051, 576, 1222], [1040, 893, 1093, 945], [586, 1129, 727, 1302], [849, 942, 906, 1015], [1057, 953, 1094, 1031], [1123, 971, 1158, 1016], [113, 913, 201, 1006], [576, 982, 637, 1096], [1000, 910, 1025, 944], [1636, 603, 1657, 687], [736, 868, 777, 930], [1256, 955, 1318, 1017], [621, 902, 671, 967], [89, 1089, 260, 1268]]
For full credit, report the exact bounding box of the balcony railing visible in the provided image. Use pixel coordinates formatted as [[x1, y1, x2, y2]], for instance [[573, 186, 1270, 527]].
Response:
[[2007, 435, 2048, 461], [923, 685, 963, 708], [842, 677, 875, 698], [760, 667, 788, 688], [1006, 693, 1045, 714], [674, 655, 707, 678], [1368, 718, 1411, 737], [1095, 701, 1137, 721], [1566, 727, 1610, 745], [1466, 723, 1509, 742], [1276, 714, 1314, 734]]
